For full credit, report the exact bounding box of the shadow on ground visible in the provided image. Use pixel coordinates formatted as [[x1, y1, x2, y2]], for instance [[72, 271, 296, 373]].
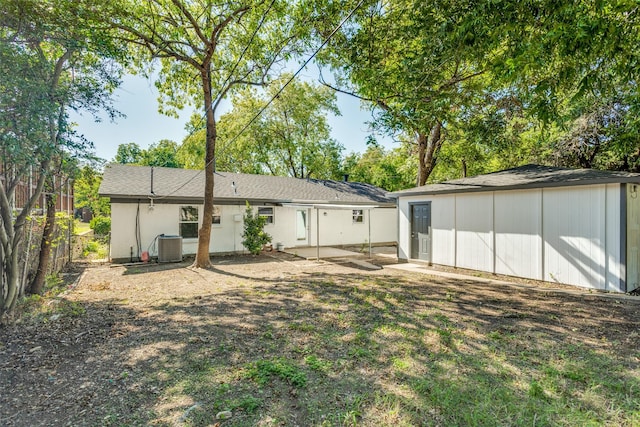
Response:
[[1, 259, 639, 426]]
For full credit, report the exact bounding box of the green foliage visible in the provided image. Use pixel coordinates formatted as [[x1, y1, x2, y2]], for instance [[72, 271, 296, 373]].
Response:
[[304, 355, 332, 373], [344, 141, 417, 191], [241, 203, 271, 255], [183, 75, 345, 179], [245, 358, 307, 388], [0, 0, 122, 315], [320, 0, 640, 182], [114, 142, 143, 164], [89, 216, 111, 236], [113, 140, 182, 168], [83, 240, 100, 256], [74, 166, 110, 217]]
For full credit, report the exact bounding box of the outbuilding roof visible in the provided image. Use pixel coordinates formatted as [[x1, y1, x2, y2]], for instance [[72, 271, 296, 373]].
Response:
[[390, 164, 640, 197], [99, 164, 394, 205]]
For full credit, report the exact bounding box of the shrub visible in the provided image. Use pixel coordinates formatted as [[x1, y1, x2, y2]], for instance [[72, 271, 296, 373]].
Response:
[[241, 202, 271, 255], [89, 215, 111, 236]]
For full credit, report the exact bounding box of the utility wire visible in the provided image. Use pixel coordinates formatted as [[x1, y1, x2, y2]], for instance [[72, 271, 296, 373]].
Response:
[[155, 0, 366, 199], [222, 0, 366, 151], [173, 0, 277, 150]]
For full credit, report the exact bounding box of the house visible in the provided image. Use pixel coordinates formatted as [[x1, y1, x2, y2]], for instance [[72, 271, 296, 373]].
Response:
[[99, 164, 397, 262], [390, 164, 640, 293]]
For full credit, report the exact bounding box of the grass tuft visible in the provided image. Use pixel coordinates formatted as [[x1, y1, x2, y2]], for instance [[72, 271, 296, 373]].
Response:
[[245, 358, 307, 388]]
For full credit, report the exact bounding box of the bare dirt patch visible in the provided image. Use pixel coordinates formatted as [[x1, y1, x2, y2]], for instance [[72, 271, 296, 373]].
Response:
[[1, 252, 639, 426]]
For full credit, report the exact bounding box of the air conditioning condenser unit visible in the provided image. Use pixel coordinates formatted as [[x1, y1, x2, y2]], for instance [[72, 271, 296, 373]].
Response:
[[158, 235, 183, 263]]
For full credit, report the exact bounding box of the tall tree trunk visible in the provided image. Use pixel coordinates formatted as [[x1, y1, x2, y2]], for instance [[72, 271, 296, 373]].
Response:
[[194, 68, 215, 268], [29, 185, 56, 295], [3, 243, 20, 314], [417, 121, 444, 186], [1, 159, 50, 316]]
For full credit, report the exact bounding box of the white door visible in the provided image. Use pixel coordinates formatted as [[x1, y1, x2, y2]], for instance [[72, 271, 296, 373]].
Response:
[[296, 209, 308, 244]]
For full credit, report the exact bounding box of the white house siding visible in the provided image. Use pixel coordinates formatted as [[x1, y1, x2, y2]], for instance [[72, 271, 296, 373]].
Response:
[[494, 190, 542, 280], [455, 193, 493, 272], [110, 202, 396, 261], [110, 203, 246, 260], [397, 184, 624, 291], [310, 207, 397, 247]]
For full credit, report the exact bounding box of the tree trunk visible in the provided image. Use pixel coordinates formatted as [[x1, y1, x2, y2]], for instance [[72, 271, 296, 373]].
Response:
[[3, 240, 20, 314], [29, 188, 56, 295], [417, 121, 444, 186], [1, 159, 50, 317], [461, 159, 467, 177], [194, 68, 215, 268]]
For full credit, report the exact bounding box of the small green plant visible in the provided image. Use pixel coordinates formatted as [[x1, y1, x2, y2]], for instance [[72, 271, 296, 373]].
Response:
[[245, 358, 307, 387], [305, 355, 332, 373], [241, 202, 271, 255], [83, 240, 100, 256], [45, 273, 64, 289], [528, 380, 548, 400], [89, 215, 111, 236], [235, 396, 262, 413]]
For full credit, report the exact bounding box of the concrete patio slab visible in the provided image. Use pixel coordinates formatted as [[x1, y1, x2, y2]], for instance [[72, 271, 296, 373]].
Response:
[[283, 247, 362, 260]]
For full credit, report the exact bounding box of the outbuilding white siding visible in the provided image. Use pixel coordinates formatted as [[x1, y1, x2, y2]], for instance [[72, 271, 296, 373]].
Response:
[[398, 184, 625, 291], [456, 193, 494, 272], [494, 190, 542, 280], [110, 202, 396, 261]]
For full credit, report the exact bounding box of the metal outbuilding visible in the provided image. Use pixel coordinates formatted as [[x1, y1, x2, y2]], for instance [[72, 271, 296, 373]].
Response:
[[390, 165, 640, 293]]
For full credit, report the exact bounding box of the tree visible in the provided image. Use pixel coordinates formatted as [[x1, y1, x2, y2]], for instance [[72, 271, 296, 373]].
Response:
[[110, 0, 315, 268], [184, 74, 344, 179], [114, 142, 143, 164], [0, 0, 121, 315], [321, 0, 493, 185], [141, 140, 182, 168], [176, 116, 207, 170], [74, 165, 111, 217], [343, 140, 416, 191], [114, 140, 183, 167], [322, 0, 640, 184]]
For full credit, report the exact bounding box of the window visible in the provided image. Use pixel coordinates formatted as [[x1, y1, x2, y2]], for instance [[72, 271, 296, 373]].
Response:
[[180, 206, 199, 238], [258, 207, 274, 224], [212, 205, 221, 225], [352, 209, 364, 223]]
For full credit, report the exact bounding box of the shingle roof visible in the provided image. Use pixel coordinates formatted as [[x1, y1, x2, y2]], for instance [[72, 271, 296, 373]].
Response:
[[390, 164, 640, 197], [99, 164, 394, 205]]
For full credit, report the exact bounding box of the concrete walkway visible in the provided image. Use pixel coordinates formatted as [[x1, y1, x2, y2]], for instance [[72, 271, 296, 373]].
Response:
[[284, 247, 362, 260]]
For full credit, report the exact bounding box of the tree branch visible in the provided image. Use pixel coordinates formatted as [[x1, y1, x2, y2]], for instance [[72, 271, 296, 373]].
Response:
[[170, 0, 209, 45]]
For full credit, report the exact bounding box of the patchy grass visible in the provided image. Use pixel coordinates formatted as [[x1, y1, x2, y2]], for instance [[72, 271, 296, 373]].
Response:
[[16, 272, 84, 321], [81, 238, 108, 259], [74, 220, 91, 235], [2, 257, 639, 426]]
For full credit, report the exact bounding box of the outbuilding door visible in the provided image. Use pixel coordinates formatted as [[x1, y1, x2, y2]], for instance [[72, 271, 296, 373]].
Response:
[[411, 203, 431, 261]]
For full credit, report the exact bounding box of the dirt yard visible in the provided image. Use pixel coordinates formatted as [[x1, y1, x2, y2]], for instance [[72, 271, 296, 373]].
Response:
[[1, 252, 639, 426]]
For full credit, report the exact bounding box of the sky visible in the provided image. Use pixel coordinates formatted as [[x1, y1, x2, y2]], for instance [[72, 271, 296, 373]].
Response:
[[70, 70, 394, 164]]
